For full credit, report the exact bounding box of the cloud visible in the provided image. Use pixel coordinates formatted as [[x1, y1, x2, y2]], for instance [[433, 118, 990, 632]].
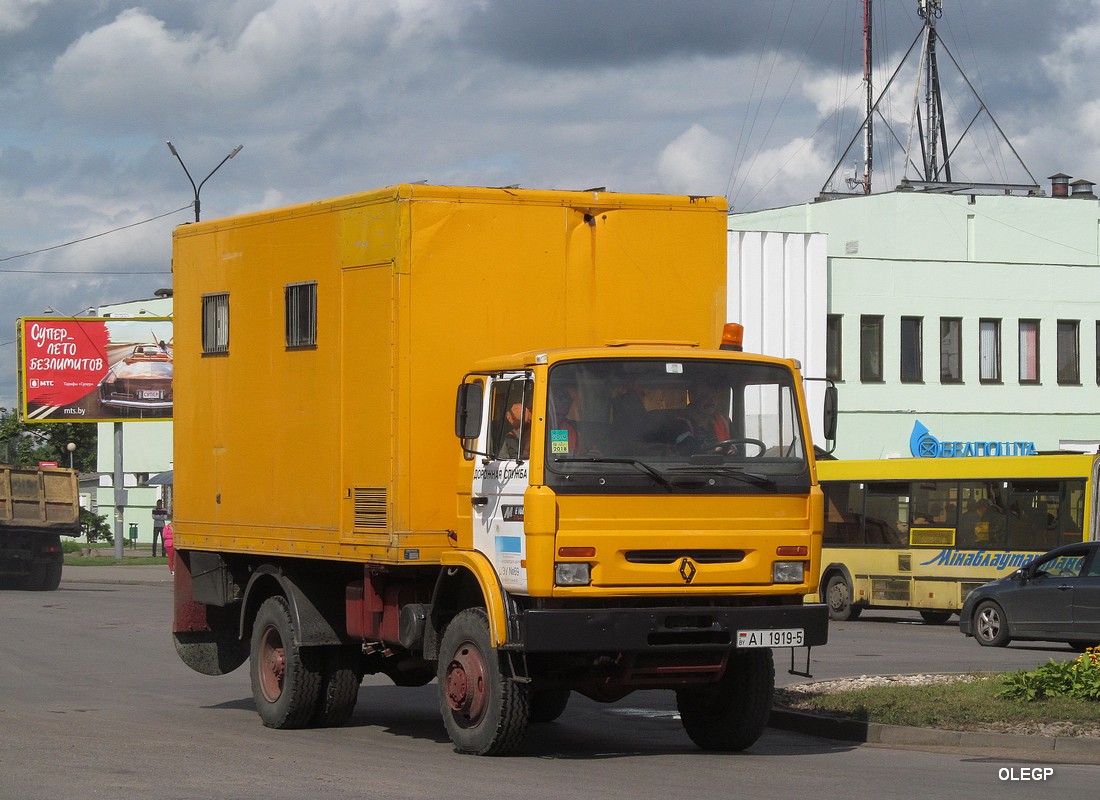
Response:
[[0, 0, 46, 33]]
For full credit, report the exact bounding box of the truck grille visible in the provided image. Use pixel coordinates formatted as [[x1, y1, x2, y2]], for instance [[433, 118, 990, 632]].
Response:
[[624, 549, 745, 565]]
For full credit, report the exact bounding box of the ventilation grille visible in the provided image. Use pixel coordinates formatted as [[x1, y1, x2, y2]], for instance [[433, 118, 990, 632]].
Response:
[[353, 487, 388, 530], [871, 578, 910, 602]]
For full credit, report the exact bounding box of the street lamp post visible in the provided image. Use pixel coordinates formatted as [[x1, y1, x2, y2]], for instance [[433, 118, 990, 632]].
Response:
[[166, 141, 244, 222], [67, 442, 76, 469]]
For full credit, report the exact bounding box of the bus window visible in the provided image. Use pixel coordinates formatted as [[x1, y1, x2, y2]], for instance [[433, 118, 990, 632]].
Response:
[[911, 480, 957, 527], [823, 482, 864, 545], [864, 482, 909, 547], [958, 482, 1008, 549], [1006, 480, 1064, 551]]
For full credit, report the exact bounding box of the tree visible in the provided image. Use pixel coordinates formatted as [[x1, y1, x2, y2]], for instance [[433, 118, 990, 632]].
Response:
[[0, 408, 97, 471]]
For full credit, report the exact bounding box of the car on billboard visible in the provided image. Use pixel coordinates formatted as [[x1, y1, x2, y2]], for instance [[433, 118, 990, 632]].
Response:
[[959, 541, 1100, 649], [98, 342, 173, 413]]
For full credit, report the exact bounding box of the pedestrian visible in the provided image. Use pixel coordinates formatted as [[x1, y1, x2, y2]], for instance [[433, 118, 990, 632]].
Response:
[[152, 499, 168, 557], [163, 519, 174, 574]]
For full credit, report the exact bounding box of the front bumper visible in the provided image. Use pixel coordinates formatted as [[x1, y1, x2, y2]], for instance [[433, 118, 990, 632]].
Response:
[[512, 603, 829, 653]]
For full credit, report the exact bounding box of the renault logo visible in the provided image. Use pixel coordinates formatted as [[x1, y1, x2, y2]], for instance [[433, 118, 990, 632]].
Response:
[[679, 558, 697, 584]]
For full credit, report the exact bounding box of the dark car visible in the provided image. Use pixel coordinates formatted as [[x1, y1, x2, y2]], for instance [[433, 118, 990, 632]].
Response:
[[98, 343, 173, 413], [959, 541, 1100, 649]]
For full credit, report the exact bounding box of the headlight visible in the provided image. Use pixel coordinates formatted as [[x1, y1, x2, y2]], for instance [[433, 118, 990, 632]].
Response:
[[554, 562, 591, 586], [773, 561, 805, 584]]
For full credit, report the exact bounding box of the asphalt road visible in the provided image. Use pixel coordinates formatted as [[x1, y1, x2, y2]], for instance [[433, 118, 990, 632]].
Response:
[[0, 576, 1096, 799]]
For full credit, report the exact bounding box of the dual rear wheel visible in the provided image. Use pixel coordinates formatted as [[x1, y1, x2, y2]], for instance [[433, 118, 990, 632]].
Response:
[[249, 596, 361, 729]]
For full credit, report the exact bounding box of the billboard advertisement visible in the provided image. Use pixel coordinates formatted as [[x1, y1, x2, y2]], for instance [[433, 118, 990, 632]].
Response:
[[18, 317, 173, 423]]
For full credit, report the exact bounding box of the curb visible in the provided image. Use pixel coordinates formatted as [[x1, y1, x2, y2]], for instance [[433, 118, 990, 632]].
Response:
[[768, 707, 1100, 759]]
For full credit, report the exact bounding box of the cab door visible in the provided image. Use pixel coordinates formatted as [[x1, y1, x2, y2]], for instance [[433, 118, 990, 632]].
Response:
[[470, 374, 533, 595]]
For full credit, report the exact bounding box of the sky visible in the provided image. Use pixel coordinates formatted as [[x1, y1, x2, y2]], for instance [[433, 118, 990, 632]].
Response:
[[2, 0, 1099, 411]]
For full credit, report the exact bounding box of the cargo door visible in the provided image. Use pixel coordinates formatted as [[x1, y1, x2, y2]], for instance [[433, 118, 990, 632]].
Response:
[[471, 374, 532, 594]]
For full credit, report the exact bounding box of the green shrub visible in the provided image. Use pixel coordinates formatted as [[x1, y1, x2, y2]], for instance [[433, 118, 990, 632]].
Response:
[[999, 648, 1100, 701], [79, 508, 113, 545]]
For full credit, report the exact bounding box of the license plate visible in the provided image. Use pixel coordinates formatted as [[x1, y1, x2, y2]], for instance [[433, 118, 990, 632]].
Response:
[[736, 628, 804, 648], [140, 390, 163, 399]]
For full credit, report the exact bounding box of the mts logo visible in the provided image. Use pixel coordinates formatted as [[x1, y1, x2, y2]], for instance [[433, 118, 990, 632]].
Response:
[[29, 379, 55, 388]]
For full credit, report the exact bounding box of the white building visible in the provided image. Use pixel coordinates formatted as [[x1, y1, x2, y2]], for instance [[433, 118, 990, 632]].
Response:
[[728, 180, 1100, 459]]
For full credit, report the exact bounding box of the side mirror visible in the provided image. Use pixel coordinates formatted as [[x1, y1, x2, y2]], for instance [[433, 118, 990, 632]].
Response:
[[823, 384, 838, 442], [454, 382, 484, 440]]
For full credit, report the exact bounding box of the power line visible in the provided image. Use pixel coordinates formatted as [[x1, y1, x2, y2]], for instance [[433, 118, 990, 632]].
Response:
[[0, 204, 191, 267]]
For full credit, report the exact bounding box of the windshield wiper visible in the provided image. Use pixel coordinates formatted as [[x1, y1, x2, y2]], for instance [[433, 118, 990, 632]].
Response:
[[553, 457, 674, 490], [664, 464, 776, 488]]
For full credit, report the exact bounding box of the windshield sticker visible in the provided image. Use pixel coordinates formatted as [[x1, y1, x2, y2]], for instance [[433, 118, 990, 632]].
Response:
[[665, 363, 684, 373], [550, 429, 570, 453]]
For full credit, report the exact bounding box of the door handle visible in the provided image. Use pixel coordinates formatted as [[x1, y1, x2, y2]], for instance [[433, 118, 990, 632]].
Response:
[[471, 496, 489, 507]]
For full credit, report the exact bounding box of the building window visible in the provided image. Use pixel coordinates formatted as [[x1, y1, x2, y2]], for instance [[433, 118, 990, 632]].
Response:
[[860, 315, 883, 382], [201, 293, 229, 354], [1018, 319, 1040, 384], [1057, 320, 1080, 384], [1095, 322, 1100, 385], [940, 317, 962, 383], [900, 316, 923, 383], [979, 318, 1001, 383], [285, 281, 318, 348], [826, 315, 842, 381]]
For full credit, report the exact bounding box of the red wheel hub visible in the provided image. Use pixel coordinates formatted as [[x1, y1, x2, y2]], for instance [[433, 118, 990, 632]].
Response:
[[444, 641, 488, 726], [258, 626, 286, 702]]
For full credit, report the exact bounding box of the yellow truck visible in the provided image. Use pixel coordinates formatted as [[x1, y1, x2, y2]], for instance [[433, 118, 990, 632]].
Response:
[[171, 184, 831, 755], [0, 464, 80, 590]]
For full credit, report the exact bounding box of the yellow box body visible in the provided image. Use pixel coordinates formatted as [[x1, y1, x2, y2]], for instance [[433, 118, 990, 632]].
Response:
[[173, 185, 749, 570]]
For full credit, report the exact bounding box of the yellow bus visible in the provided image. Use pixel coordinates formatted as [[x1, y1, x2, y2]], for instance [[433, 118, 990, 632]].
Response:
[[815, 454, 1100, 623]]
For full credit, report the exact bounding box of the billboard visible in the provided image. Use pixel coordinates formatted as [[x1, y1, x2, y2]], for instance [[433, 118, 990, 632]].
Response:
[[18, 317, 173, 423]]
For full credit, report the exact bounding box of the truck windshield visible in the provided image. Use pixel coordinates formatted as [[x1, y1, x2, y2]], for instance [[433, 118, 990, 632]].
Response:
[[544, 358, 811, 495]]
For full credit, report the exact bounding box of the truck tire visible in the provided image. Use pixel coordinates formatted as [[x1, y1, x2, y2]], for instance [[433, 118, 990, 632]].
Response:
[[529, 689, 570, 723], [312, 645, 361, 728], [676, 649, 774, 751], [825, 573, 861, 621], [23, 559, 62, 591], [438, 607, 529, 755], [250, 596, 322, 729]]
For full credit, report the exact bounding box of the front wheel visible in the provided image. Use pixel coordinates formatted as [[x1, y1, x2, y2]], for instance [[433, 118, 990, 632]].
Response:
[[438, 608, 529, 755], [529, 689, 570, 723], [250, 596, 322, 728], [677, 649, 774, 751], [825, 573, 861, 621], [973, 600, 1011, 647]]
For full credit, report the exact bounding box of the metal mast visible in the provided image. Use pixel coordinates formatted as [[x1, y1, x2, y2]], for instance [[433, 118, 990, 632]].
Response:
[[917, 0, 950, 182], [862, 0, 873, 193]]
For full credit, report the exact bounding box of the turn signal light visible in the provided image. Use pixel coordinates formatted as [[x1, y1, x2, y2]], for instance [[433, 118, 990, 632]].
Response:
[[776, 546, 808, 557], [558, 546, 596, 558]]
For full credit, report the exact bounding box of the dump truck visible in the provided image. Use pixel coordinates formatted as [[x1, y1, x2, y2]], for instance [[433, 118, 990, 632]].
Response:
[[0, 464, 80, 590], [171, 184, 832, 755]]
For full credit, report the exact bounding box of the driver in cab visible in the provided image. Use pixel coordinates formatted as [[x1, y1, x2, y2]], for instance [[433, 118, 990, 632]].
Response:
[[676, 379, 732, 454]]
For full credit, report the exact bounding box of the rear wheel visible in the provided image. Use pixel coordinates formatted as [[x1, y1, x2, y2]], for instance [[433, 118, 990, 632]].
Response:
[[825, 573, 861, 621], [677, 649, 774, 751], [973, 600, 1011, 647], [250, 596, 321, 728], [438, 608, 529, 755], [23, 558, 62, 591], [919, 610, 952, 625], [312, 645, 361, 727]]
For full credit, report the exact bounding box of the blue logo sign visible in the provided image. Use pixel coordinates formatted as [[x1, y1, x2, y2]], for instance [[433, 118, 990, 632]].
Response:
[[910, 420, 1037, 458]]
